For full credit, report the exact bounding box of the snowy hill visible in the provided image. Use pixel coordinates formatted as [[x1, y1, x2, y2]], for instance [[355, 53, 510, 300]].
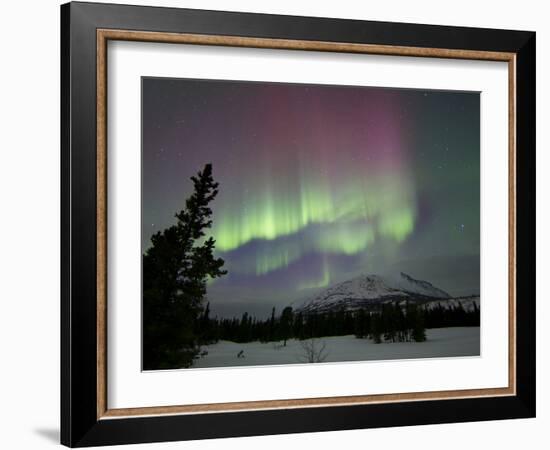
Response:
[[298, 272, 453, 314]]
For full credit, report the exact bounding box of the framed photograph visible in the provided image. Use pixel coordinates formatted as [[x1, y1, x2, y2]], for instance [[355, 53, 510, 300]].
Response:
[[61, 2, 536, 447]]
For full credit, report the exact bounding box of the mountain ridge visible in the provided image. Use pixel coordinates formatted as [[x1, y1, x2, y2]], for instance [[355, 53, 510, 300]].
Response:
[[298, 272, 459, 314]]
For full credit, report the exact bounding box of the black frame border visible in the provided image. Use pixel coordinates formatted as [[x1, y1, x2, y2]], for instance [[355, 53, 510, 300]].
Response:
[[61, 2, 535, 447]]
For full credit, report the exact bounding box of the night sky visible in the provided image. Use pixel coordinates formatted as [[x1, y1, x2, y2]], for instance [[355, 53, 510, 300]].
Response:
[[142, 78, 480, 318]]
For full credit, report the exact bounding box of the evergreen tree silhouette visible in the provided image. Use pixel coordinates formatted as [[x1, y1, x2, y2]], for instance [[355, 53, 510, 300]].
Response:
[[269, 307, 276, 341], [200, 302, 213, 343], [142, 164, 226, 370], [371, 313, 383, 344], [279, 306, 294, 346], [410, 304, 427, 342]]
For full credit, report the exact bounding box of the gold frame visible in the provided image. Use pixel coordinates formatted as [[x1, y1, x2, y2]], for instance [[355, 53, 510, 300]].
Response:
[[96, 29, 516, 420]]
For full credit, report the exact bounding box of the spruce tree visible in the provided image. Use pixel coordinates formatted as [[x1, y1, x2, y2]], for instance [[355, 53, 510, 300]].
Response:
[[200, 301, 211, 342], [354, 310, 366, 338], [371, 313, 382, 344], [412, 308, 427, 342], [269, 307, 276, 341], [142, 164, 227, 370], [279, 306, 294, 346]]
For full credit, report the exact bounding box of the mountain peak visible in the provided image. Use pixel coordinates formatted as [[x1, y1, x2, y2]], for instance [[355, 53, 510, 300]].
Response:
[[298, 272, 451, 314]]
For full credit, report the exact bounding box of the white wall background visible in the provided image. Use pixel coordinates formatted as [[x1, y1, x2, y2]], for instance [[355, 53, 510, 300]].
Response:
[[0, 1, 546, 449]]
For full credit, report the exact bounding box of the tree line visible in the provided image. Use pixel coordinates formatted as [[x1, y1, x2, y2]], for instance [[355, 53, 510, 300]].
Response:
[[424, 301, 480, 328], [197, 300, 480, 346]]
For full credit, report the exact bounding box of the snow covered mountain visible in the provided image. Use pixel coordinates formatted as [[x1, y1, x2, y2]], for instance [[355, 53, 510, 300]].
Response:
[[298, 272, 452, 314]]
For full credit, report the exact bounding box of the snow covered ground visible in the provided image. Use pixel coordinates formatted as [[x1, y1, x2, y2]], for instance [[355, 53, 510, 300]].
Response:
[[192, 327, 480, 369]]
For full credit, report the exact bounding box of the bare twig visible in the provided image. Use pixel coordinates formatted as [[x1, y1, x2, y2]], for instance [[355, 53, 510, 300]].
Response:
[[298, 338, 329, 363]]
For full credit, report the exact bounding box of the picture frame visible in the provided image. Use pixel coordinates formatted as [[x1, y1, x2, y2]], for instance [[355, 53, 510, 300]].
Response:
[[61, 1, 535, 447]]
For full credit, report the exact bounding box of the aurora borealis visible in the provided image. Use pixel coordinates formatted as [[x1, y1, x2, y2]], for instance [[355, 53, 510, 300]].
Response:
[[142, 78, 480, 318]]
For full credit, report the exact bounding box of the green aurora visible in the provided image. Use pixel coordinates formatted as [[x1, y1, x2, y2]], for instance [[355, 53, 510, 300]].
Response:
[[142, 78, 480, 317]]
